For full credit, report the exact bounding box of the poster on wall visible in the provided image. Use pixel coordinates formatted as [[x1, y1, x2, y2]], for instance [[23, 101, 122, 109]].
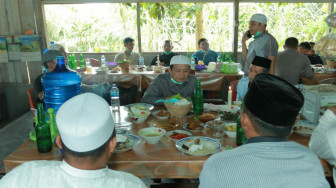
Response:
[[0, 37, 8, 63], [19, 35, 42, 62]]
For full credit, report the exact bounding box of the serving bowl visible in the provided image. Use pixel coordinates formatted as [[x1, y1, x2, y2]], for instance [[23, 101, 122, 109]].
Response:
[[164, 102, 192, 118], [128, 110, 151, 123], [225, 123, 237, 137], [152, 110, 170, 120], [138, 127, 166, 144]]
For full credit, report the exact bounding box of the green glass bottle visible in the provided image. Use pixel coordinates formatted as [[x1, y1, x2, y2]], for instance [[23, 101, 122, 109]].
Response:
[[193, 79, 203, 115], [226, 53, 230, 63], [79, 54, 85, 68], [230, 52, 235, 63], [35, 103, 52, 153], [72, 54, 77, 69], [236, 115, 246, 146]]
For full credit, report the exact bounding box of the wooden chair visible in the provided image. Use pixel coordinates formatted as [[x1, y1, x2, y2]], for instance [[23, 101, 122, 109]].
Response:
[[319, 78, 336, 85], [27, 88, 36, 117]]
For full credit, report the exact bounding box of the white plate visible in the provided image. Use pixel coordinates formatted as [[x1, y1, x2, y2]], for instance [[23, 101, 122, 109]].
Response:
[[292, 120, 318, 136], [115, 134, 141, 153], [166, 130, 192, 142], [176, 136, 222, 157], [183, 123, 206, 132]]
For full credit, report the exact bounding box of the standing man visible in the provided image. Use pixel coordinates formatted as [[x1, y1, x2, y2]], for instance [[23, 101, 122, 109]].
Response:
[[114, 37, 140, 65], [142, 55, 196, 105], [0, 93, 146, 187], [199, 74, 329, 187], [241, 13, 278, 75], [298, 42, 324, 65], [236, 56, 271, 101], [151, 40, 179, 66], [192, 38, 218, 66], [276, 37, 314, 86]]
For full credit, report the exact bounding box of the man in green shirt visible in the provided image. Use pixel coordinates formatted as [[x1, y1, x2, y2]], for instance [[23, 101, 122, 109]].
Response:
[[114, 37, 140, 65]]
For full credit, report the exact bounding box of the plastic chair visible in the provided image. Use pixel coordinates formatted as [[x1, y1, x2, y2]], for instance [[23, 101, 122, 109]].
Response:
[[319, 78, 336, 85], [27, 88, 36, 117]]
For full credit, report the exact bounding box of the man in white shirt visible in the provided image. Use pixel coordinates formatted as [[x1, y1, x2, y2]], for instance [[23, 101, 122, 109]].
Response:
[[309, 106, 336, 183], [0, 93, 146, 188]]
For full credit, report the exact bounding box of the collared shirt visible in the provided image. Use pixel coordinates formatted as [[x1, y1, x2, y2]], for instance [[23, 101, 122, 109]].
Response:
[[191, 49, 218, 65], [199, 138, 329, 187], [276, 48, 314, 85], [141, 72, 196, 106], [307, 54, 324, 65], [236, 76, 249, 101], [150, 52, 179, 66], [114, 51, 140, 65], [309, 109, 336, 183], [243, 31, 278, 75], [245, 136, 287, 144], [0, 160, 146, 188]]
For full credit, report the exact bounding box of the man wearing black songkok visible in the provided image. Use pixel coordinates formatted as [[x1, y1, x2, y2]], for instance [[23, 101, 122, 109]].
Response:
[[200, 74, 329, 187], [236, 56, 271, 101]]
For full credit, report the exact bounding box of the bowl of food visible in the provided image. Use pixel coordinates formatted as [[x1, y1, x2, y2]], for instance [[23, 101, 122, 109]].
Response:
[[225, 123, 237, 137], [198, 112, 218, 123], [138, 127, 166, 144], [152, 110, 170, 120], [128, 110, 151, 123], [164, 98, 192, 118]]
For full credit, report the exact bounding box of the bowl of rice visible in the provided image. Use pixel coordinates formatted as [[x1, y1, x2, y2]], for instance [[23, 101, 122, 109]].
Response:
[[164, 98, 192, 118]]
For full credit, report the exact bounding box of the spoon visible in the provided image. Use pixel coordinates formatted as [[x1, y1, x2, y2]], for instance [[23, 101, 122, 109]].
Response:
[[127, 106, 135, 116]]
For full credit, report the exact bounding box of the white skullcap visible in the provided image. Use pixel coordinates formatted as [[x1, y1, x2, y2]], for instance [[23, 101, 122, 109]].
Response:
[[49, 44, 64, 51], [170, 55, 190, 65], [56, 93, 114, 152], [250, 13, 267, 25]]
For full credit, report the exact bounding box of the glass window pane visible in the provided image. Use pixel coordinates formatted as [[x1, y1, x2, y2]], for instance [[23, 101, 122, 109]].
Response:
[[44, 3, 138, 53], [238, 3, 329, 51]]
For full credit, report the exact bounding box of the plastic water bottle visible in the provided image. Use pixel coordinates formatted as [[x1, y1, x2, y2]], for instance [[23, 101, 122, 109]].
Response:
[[42, 56, 81, 112], [110, 84, 120, 111], [101, 55, 107, 67], [139, 55, 145, 67], [190, 58, 196, 70]]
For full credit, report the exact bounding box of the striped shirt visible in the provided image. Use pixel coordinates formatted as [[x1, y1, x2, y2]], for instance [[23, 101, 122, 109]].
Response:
[[243, 31, 278, 75], [199, 141, 329, 188]]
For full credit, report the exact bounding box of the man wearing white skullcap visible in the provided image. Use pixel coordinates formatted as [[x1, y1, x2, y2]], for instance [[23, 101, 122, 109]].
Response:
[[142, 55, 196, 105], [310, 106, 336, 184], [0, 93, 146, 188], [241, 13, 278, 76]]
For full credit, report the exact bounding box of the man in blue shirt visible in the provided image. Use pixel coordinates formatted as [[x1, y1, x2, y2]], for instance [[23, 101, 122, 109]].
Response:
[[191, 38, 218, 66], [200, 74, 329, 187], [236, 56, 270, 101]]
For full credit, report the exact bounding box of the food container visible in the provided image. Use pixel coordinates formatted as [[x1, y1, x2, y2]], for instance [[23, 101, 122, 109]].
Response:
[[152, 110, 170, 120], [119, 62, 130, 73], [164, 102, 192, 118], [138, 127, 166, 144], [225, 123, 237, 137]]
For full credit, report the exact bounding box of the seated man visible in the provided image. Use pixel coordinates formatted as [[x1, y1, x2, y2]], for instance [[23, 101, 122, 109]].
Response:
[[33, 50, 63, 105], [298, 42, 323, 65], [200, 74, 329, 187], [191, 38, 218, 66], [142, 55, 196, 105], [309, 106, 336, 183], [276, 37, 314, 86], [0, 93, 146, 187], [49, 43, 67, 58], [114, 37, 140, 65], [309, 41, 316, 54], [236, 56, 270, 101], [150, 40, 178, 66]]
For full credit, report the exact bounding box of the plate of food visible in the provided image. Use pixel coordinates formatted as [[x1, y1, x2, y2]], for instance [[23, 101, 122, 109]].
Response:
[[166, 130, 192, 141], [115, 134, 141, 153], [197, 112, 219, 123], [176, 136, 222, 157], [292, 120, 318, 136], [183, 118, 206, 132], [152, 119, 179, 131], [152, 110, 170, 120]]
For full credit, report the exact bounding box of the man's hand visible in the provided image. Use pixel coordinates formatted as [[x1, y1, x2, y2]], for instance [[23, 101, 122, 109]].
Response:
[[160, 62, 164, 66], [329, 106, 336, 115], [242, 30, 251, 43]]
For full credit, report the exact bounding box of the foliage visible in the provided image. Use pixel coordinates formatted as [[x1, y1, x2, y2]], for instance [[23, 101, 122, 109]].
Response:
[[44, 3, 329, 54]]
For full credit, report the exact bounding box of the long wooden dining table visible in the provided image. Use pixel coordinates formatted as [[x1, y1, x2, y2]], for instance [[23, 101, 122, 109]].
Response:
[[3, 106, 333, 178], [79, 69, 244, 92]]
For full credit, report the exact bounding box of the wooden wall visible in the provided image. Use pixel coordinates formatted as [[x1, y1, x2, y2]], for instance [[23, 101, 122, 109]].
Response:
[[0, 0, 46, 84]]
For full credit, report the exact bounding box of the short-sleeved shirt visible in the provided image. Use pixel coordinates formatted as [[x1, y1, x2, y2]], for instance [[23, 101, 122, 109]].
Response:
[[192, 49, 218, 66], [307, 54, 324, 65], [243, 31, 278, 75], [114, 51, 140, 65], [276, 48, 314, 85], [236, 76, 249, 101]]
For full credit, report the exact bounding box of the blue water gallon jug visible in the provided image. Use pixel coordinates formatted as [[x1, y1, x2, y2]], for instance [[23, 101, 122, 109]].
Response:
[[42, 56, 81, 112]]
